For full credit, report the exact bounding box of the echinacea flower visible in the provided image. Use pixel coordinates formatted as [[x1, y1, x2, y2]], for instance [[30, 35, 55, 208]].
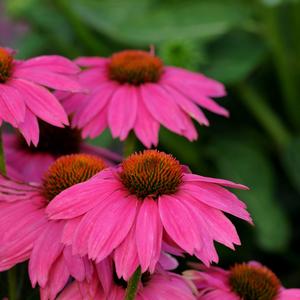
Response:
[[0, 154, 108, 300], [59, 50, 227, 147], [184, 261, 300, 300], [58, 255, 195, 300], [47, 150, 252, 280], [3, 120, 121, 182], [0, 47, 82, 145]]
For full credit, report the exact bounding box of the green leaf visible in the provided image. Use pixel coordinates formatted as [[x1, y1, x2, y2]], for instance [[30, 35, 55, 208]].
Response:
[[204, 31, 267, 84], [282, 136, 300, 193], [69, 0, 251, 45], [209, 138, 291, 252]]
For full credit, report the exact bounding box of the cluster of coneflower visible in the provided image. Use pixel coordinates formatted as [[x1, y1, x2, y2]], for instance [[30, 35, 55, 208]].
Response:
[[0, 47, 299, 299]]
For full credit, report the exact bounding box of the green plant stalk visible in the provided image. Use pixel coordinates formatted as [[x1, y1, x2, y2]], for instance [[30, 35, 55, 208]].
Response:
[[124, 133, 137, 157], [125, 267, 142, 300], [237, 83, 291, 149], [0, 129, 16, 300], [263, 5, 300, 129]]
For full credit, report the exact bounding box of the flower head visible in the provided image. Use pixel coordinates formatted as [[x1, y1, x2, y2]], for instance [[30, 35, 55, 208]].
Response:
[[184, 261, 300, 300], [47, 150, 252, 280], [0, 46, 83, 145], [0, 154, 107, 299], [61, 49, 227, 147], [3, 121, 121, 182]]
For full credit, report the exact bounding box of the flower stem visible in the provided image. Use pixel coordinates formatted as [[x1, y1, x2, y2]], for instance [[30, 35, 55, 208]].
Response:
[[0, 128, 16, 300], [262, 5, 300, 129], [125, 267, 142, 300], [124, 133, 137, 157], [237, 83, 291, 149]]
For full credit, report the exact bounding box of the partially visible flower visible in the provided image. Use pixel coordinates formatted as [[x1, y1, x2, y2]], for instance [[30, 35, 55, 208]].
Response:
[[47, 150, 252, 280], [184, 261, 300, 300], [59, 49, 227, 147], [0, 154, 107, 300], [0, 47, 82, 145], [58, 255, 195, 300], [3, 121, 121, 182]]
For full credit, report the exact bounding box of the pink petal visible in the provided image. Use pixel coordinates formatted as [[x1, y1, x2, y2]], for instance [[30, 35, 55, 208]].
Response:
[[134, 92, 159, 148], [278, 289, 300, 300], [181, 181, 252, 222], [0, 83, 25, 126], [136, 198, 162, 273], [108, 85, 137, 140], [162, 66, 226, 97], [17, 55, 80, 74], [114, 224, 140, 281], [75, 56, 109, 67], [80, 106, 108, 139], [47, 177, 120, 220], [63, 246, 86, 281], [140, 84, 186, 134], [158, 194, 202, 254], [39, 254, 70, 300], [183, 173, 249, 190], [10, 78, 69, 127], [13, 68, 83, 92], [96, 258, 114, 295], [18, 108, 39, 146], [74, 82, 117, 128], [87, 192, 138, 262], [29, 221, 65, 287], [162, 84, 209, 126]]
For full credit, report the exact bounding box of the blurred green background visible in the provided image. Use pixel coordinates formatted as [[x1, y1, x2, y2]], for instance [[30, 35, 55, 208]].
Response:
[[1, 0, 300, 297]]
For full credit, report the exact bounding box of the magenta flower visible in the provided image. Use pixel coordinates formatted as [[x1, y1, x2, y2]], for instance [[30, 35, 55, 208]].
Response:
[[60, 50, 227, 147], [3, 121, 121, 182], [47, 150, 252, 280], [184, 261, 300, 300], [58, 255, 195, 300], [0, 154, 108, 299], [0, 47, 82, 145]]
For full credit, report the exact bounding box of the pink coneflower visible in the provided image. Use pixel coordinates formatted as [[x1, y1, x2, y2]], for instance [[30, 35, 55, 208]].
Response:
[[0, 154, 107, 300], [60, 50, 227, 147], [0, 47, 82, 145], [47, 150, 252, 280], [3, 121, 121, 182], [184, 261, 300, 300], [58, 255, 195, 300]]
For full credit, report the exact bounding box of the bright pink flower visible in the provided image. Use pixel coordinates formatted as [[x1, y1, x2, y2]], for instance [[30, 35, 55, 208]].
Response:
[[60, 50, 227, 147], [0, 154, 108, 300], [3, 121, 121, 182], [184, 261, 300, 300], [58, 255, 195, 300], [47, 150, 252, 280], [0, 47, 82, 145]]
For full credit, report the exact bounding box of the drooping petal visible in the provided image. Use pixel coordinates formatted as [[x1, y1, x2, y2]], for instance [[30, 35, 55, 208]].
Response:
[[140, 84, 186, 135], [75, 56, 109, 68], [0, 83, 25, 126], [134, 92, 159, 148], [108, 85, 137, 140], [87, 191, 138, 262], [10, 78, 69, 127], [29, 221, 65, 287], [18, 108, 39, 146], [136, 198, 162, 273], [16, 55, 80, 74]]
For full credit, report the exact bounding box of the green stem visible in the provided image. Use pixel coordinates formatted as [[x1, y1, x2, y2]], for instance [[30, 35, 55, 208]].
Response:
[[0, 128, 16, 300], [125, 267, 142, 300], [262, 5, 300, 129], [8, 268, 17, 300], [124, 133, 137, 157], [237, 83, 291, 149]]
